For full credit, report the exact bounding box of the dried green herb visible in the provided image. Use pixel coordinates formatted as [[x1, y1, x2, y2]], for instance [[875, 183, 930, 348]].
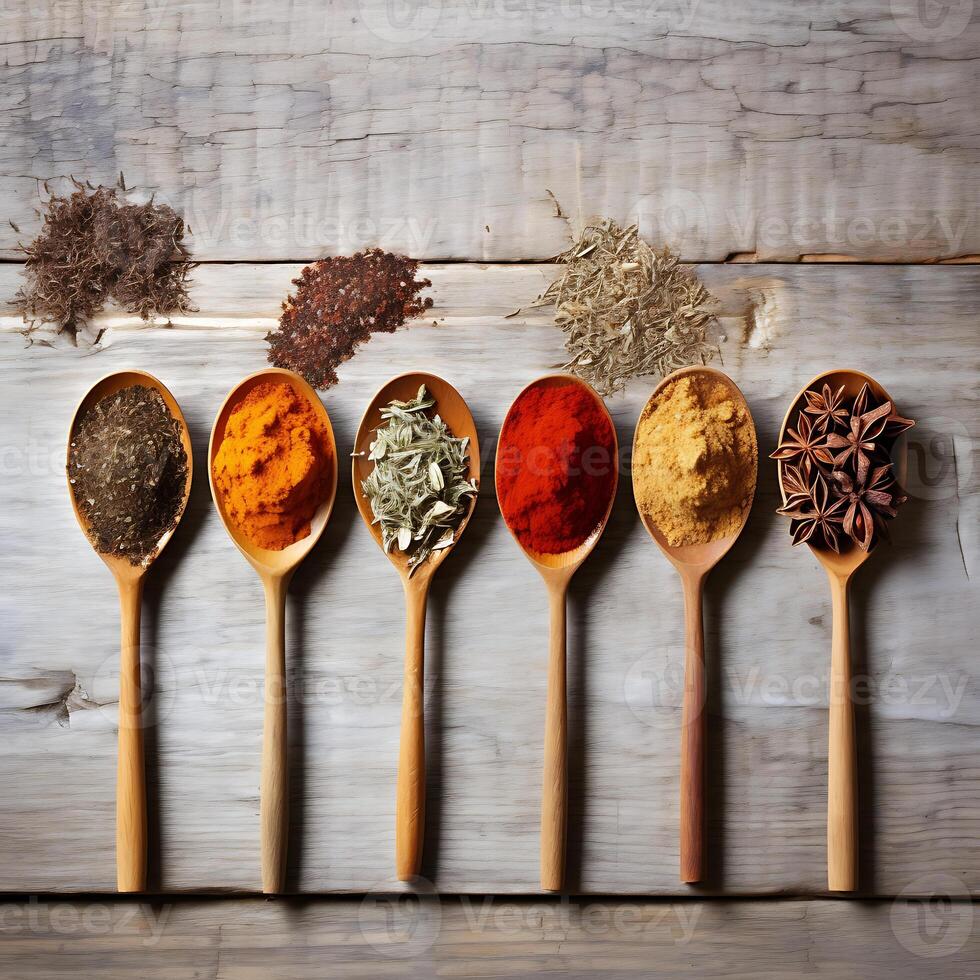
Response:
[[359, 385, 477, 575], [68, 385, 188, 565], [516, 212, 718, 395], [13, 177, 194, 340]]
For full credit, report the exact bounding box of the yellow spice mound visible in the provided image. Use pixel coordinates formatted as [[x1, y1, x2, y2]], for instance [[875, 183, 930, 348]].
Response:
[[633, 375, 756, 547]]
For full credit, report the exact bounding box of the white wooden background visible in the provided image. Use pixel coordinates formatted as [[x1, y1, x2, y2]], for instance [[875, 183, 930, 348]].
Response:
[[1, 0, 979, 262], [0, 262, 976, 897], [0, 15, 977, 978]]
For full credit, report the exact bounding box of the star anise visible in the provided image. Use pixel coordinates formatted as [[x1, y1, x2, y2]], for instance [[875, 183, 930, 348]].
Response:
[[802, 383, 848, 433], [832, 464, 904, 551], [777, 470, 848, 553], [824, 396, 891, 484], [770, 411, 834, 475]]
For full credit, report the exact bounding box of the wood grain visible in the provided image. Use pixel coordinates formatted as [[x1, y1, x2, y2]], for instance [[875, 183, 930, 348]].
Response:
[[0, 896, 976, 979], [0, 263, 977, 895], [1, 1, 978, 261]]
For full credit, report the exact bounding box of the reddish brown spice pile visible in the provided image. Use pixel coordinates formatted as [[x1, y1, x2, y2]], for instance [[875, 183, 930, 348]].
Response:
[[14, 178, 193, 339], [266, 249, 433, 388]]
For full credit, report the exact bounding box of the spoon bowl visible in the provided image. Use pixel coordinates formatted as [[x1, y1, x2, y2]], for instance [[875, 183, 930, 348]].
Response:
[[634, 366, 757, 574], [67, 369, 194, 893], [495, 373, 619, 892], [68, 369, 194, 581], [632, 365, 758, 884], [209, 367, 338, 893], [776, 368, 907, 893], [209, 368, 338, 576], [777, 369, 902, 577], [353, 371, 480, 580], [352, 371, 480, 880]]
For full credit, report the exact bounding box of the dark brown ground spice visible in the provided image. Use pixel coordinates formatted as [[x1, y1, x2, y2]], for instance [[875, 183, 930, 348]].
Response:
[[68, 385, 188, 565], [266, 249, 433, 388]]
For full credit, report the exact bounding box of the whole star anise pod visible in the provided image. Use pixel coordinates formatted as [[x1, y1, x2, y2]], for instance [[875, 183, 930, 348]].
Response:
[[824, 396, 891, 483], [802, 383, 848, 433], [777, 470, 848, 553], [770, 411, 834, 475], [832, 464, 905, 551]]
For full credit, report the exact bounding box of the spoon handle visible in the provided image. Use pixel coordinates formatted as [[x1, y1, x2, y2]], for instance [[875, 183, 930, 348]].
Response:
[[116, 576, 147, 893], [827, 572, 857, 892], [261, 575, 289, 894], [541, 581, 568, 892], [397, 580, 429, 880], [680, 573, 706, 883]]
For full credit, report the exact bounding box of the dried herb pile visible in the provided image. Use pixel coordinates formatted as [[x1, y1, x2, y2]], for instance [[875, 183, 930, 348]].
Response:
[[14, 178, 193, 339], [772, 382, 914, 553], [519, 215, 718, 395], [267, 249, 433, 388], [68, 385, 188, 565], [360, 385, 477, 575]]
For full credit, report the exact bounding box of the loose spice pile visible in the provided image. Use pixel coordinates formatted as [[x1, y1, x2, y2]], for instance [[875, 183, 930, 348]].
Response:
[[360, 386, 477, 575], [496, 381, 617, 554], [772, 382, 913, 552], [14, 178, 193, 339], [212, 382, 334, 551], [633, 375, 757, 547], [266, 250, 433, 388], [68, 385, 188, 564], [519, 216, 718, 395]]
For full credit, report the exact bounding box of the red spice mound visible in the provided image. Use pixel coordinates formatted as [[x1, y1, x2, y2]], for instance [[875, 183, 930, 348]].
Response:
[[496, 381, 617, 554], [266, 249, 433, 388]]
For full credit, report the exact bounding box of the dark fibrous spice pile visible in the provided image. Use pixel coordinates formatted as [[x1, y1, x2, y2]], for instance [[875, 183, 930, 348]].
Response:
[[68, 385, 188, 565], [266, 249, 433, 388], [13, 177, 194, 340]]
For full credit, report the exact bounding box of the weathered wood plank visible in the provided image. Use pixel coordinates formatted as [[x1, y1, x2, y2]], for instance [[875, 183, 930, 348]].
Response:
[[0, 263, 976, 895], [1, 1, 978, 261], [0, 896, 976, 979]]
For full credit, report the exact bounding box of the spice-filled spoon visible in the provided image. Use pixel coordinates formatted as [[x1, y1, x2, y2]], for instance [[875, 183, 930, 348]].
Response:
[[352, 373, 480, 881], [209, 368, 338, 894], [67, 370, 193, 892], [773, 370, 913, 893], [495, 375, 619, 892], [632, 366, 758, 884]]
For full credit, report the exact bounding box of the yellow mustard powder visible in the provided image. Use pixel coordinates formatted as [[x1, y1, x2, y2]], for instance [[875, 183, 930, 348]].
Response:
[[633, 375, 757, 547]]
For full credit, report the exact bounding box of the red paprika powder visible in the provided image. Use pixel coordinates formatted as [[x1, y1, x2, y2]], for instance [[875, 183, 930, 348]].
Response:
[[496, 380, 617, 554]]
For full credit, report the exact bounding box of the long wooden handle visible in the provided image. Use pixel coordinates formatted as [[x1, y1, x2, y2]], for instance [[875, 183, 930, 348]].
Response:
[[541, 582, 568, 892], [396, 581, 428, 880], [261, 575, 289, 894], [116, 576, 146, 893], [828, 572, 857, 892], [680, 573, 706, 884]]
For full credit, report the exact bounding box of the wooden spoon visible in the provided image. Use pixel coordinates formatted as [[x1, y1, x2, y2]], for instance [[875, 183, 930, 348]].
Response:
[[632, 366, 758, 884], [208, 368, 338, 894], [776, 369, 905, 893], [495, 374, 619, 893], [67, 370, 193, 893], [352, 372, 480, 881]]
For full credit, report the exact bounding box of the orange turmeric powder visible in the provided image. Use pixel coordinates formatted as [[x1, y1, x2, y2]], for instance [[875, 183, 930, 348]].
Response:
[[212, 381, 333, 550]]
